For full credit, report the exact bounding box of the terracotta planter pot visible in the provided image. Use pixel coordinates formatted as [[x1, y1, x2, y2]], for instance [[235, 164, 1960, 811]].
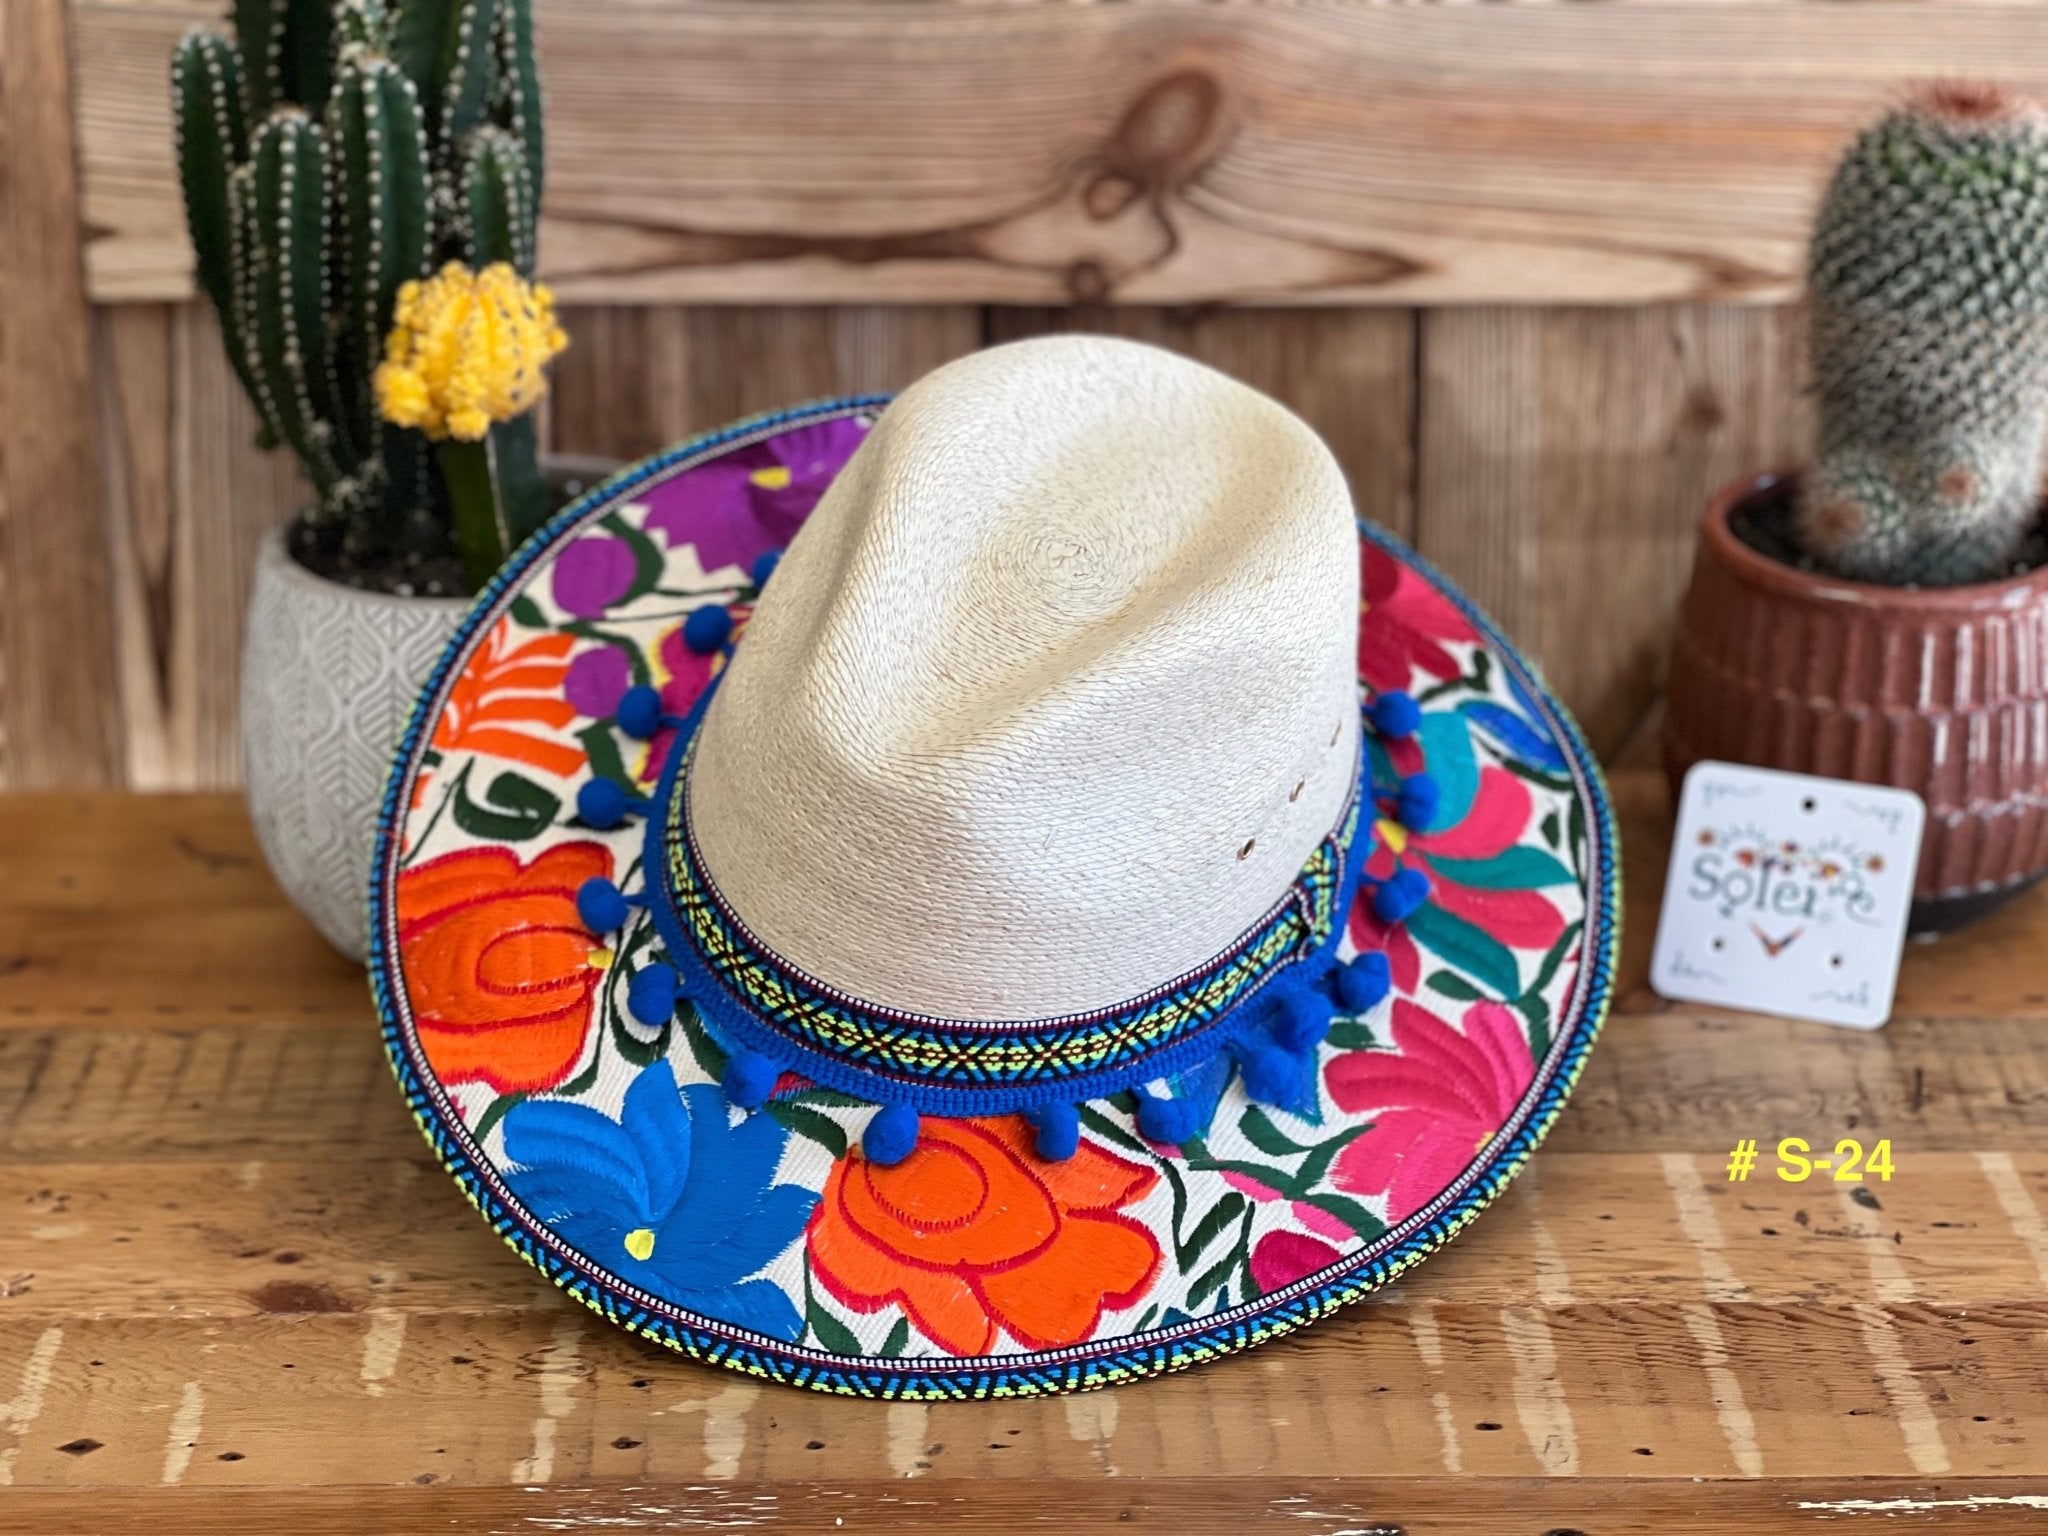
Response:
[[1664, 473, 2048, 933]]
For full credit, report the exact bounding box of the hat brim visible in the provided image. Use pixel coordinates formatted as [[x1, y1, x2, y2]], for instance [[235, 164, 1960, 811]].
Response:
[[369, 397, 1619, 1398]]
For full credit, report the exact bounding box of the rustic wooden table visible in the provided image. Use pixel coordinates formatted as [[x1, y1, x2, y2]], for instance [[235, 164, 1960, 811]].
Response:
[[2, 776, 2044, 1533]]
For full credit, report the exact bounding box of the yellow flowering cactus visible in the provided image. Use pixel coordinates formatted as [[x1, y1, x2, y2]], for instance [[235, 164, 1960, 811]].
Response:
[[173, 0, 554, 593], [375, 263, 569, 443], [373, 262, 570, 587]]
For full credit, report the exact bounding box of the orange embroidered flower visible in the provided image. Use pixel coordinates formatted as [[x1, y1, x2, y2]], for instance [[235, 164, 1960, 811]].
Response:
[[396, 842, 612, 1093], [432, 618, 585, 780], [808, 1117, 1161, 1355]]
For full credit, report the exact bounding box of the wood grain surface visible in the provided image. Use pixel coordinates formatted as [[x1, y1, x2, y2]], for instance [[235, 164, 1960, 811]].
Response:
[[70, 0, 2048, 306], [3, 779, 2047, 1532], [1414, 305, 1813, 758], [547, 306, 981, 469], [0, 0, 120, 789]]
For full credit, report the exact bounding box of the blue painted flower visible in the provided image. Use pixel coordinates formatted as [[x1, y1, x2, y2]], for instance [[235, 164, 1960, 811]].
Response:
[[500, 1059, 817, 1341]]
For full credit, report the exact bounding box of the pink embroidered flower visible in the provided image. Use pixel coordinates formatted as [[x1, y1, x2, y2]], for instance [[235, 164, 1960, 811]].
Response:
[[1349, 763, 1567, 994], [1250, 1229, 1343, 1295], [636, 606, 750, 784], [1221, 1171, 1361, 1246], [1359, 543, 1475, 696], [1325, 1000, 1534, 1224]]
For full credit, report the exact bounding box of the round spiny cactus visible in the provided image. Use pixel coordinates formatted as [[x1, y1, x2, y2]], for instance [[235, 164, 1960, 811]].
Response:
[[1797, 83, 2048, 586]]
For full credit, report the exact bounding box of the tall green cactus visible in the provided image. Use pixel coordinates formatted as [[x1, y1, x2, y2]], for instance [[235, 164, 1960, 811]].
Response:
[[173, 0, 547, 589], [1796, 85, 2048, 587]]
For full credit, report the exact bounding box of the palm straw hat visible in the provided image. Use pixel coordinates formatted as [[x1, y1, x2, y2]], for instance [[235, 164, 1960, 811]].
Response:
[[371, 335, 1618, 1397]]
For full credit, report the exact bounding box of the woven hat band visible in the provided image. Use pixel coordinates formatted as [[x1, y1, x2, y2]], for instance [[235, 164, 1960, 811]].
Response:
[[634, 694, 1371, 1118]]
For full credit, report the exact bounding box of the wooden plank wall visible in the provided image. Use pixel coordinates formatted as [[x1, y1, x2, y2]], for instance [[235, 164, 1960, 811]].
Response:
[[28, 0, 2041, 790], [77, 301, 1810, 791]]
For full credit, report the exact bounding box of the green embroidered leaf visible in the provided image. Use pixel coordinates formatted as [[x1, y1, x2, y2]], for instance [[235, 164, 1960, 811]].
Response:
[[805, 1285, 864, 1357], [1499, 757, 1576, 797], [1078, 1102, 1154, 1158], [879, 1316, 911, 1359], [1415, 675, 1468, 705], [1405, 902, 1521, 1001], [1288, 1123, 1370, 1194], [609, 943, 672, 1063], [1185, 1155, 1293, 1190], [1239, 1106, 1312, 1158], [1541, 809, 1562, 849], [1186, 1234, 1244, 1310], [579, 723, 631, 794], [601, 510, 668, 605], [557, 1044, 606, 1096], [509, 593, 546, 628], [1294, 1191, 1384, 1240], [1175, 1191, 1246, 1271], [1154, 1143, 1193, 1257], [678, 1001, 729, 1080], [451, 768, 560, 841], [764, 1101, 848, 1160], [1526, 918, 1584, 1003], [1425, 970, 1484, 1002], [1426, 847, 1575, 890], [472, 1091, 524, 1147], [784, 1086, 867, 1109], [609, 1008, 670, 1067], [1516, 991, 1552, 1063], [1326, 1017, 1377, 1051]]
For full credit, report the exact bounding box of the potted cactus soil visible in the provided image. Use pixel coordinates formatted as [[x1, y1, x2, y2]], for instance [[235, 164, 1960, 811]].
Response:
[[174, 0, 585, 957], [1666, 84, 2048, 933]]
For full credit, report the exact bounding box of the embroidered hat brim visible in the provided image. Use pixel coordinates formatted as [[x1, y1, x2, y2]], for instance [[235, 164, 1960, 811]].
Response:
[[370, 397, 1620, 1399]]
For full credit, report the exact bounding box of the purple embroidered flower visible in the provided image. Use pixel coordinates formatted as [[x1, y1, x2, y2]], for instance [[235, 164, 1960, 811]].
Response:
[[642, 415, 871, 577], [552, 535, 638, 618], [564, 646, 631, 718]]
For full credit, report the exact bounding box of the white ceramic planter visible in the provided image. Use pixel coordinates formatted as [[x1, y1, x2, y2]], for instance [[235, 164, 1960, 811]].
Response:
[[241, 529, 469, 959]]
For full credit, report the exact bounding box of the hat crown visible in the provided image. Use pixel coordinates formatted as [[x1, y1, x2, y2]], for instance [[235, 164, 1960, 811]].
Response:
[[686, 335, 1361, 1019]]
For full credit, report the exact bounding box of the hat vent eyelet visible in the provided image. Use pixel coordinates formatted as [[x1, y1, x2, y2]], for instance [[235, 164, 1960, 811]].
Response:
[[1237, 838, 1256, 861]]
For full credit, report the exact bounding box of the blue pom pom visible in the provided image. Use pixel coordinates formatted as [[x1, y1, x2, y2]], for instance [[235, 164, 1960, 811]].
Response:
[[1335, 951, 1392, 1013], [1272, 988, 1332, 1052], [1396, 772, 1440, 832], [1372, 866, 1432, 925], [576, 876, 632, 934], [723, 1049, 781, 1110], [1026, 1102, 1081, 1162], [577, 777, 635, 830], [1136, 1090, 1199, 1146], [863, 1102, 920, 1165], [627, 962, 679, 1026], [682, 604, 733, 655], [1369, 691, 1421, 739], [616, 685, 663, 740], [1240, 1044, 1302, 1106], [750, 549, 782, 587]]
